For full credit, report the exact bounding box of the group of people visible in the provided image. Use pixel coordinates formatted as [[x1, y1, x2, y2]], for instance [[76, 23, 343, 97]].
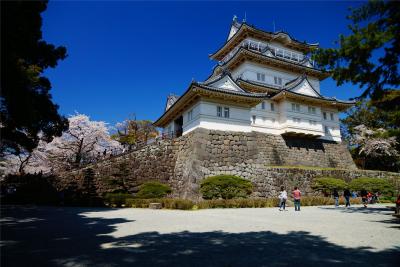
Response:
[[332, 188, 352, 208], [277, 186, 384, 211], [278, 186, 301, 211], [360, 189, 380, 208]]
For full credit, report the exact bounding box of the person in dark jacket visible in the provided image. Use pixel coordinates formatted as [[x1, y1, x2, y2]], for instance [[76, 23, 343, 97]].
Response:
[[343, 189, 351, 208], [333, 189, 339, 207], [361, 189, 368, 208]]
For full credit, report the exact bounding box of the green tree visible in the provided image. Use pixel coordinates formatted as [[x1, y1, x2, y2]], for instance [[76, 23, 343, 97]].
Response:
[[313, 0, 400, 100], [312, 177, 348, 196], [349, 177, 394, 194], [1, 1, 68, 155], [200, 175, 253, 200], [135, 182, 172, 199], [341, 91, 400, 171], [113, 117, 159, 148]]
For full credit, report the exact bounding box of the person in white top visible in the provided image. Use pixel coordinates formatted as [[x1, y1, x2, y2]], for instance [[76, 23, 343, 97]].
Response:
[[278, 186, 288, 211]]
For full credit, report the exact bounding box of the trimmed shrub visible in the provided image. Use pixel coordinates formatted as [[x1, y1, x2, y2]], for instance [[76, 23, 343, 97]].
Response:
[[125, 198, 195, 210], [135, 182, 172, 199], [196, 198, 279, 209], [349, 177, 395, 194], [161, 198, 194, 210], [379, 196, 396, 203], [103, 192, 133, 207], [200, 175, 253, 200], [312, 177, 348, 196], [121, 196, 363, 210]]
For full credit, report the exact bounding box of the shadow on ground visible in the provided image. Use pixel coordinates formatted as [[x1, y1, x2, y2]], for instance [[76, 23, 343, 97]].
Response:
[[1, 205, 399, 267], [318, 205, 396, 215]]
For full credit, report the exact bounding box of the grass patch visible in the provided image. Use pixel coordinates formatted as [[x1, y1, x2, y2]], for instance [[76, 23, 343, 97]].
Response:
[[118, 197, 363, 210]]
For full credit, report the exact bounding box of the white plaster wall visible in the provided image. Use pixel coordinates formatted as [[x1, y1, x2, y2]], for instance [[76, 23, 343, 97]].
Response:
[[231, 62, 321, 93], [166, 99, 342, 142], [250, 100, 280, 131], [181, 100, 252, 135], [231, 62, 296, 86], [182, 102, 201, 133]]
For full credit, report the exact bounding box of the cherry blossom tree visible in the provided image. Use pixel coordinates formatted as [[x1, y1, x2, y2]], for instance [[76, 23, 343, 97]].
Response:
[[1, 113, 122, 175], [0, 140, 51, 176], [46, 113, 122, 170], [352, 125, 399, 170]]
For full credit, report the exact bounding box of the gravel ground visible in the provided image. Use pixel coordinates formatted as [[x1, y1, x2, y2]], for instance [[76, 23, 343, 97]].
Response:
[[1, 204, 399, 266]]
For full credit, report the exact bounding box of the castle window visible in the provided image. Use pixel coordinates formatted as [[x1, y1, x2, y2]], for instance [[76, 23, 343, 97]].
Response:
[[276, 48, 284, 58], [308, 106, 316, 114], [187, 110, 193, 122], [224, 107, 230, 118], [330, 113, 334, 121], [257, 73, 265, 82], [324, 126, 329, 134], [274, 77, 282, 86], [323, 112, 327, 120], [292, 103, 300, 112], [270, 103, 275, 111], [217, 106, 222, 117], [261, 102, 266, 110], [284, 51, 291, 60], [252, 115, 256, 124]]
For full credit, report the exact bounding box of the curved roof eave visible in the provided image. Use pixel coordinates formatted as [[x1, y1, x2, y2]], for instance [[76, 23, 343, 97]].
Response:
[[220, 47, 329, 79], [154, 82, 267, 127], [271, 89, 356, 107], [236, 78, 282, 94], [210, 23, 319, 60]]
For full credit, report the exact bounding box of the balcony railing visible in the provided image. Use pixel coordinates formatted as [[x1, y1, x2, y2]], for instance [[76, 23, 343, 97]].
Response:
[[220, 40, 315, 68]]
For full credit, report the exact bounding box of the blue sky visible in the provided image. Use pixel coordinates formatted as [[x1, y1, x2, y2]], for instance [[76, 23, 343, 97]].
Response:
[[42, 1, 365, 126]]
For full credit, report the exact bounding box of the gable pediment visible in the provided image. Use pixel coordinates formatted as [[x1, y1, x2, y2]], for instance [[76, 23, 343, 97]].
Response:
[[289, 78, 319, 97], [208, 75, 244, 92]]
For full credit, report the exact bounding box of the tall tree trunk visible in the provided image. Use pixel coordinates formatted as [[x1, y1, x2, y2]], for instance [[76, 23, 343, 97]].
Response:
[[75, 138, 84, 166]]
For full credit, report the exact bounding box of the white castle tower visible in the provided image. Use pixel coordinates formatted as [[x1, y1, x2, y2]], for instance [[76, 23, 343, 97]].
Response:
[[154, 18, 354, 142]]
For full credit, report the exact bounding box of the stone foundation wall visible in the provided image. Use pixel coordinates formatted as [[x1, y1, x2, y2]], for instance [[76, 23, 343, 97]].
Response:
[[56, 128, 399, 200]]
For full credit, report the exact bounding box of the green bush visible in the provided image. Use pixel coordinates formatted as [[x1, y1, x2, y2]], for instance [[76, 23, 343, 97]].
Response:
[[118, 196, 365, 210], [125, 198, 153, 208], [300, 196, 362, 206], [103, 192, 133, 207], [161, 198, 194, 210], [312, 177, 348, 196], [196, 198, 279, 209], [125, 198, 195, 210], [349, 177, 395, 194], [379, 196, 396, 203], [135, 182, 172, 199], [200, 175, 253, 200]]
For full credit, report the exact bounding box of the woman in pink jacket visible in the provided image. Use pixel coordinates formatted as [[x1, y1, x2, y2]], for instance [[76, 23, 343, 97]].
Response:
[[292, 187, 301, 211]]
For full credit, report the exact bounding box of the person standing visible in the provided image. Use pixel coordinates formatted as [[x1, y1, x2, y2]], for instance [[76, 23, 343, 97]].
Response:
[[343, 188, 351, 208], [292, 187, 301, 211], [278, 186, 288, 211], [333, 189, 339, 207], [361, 189, 368, 208], [395, 194, 400, 215]]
